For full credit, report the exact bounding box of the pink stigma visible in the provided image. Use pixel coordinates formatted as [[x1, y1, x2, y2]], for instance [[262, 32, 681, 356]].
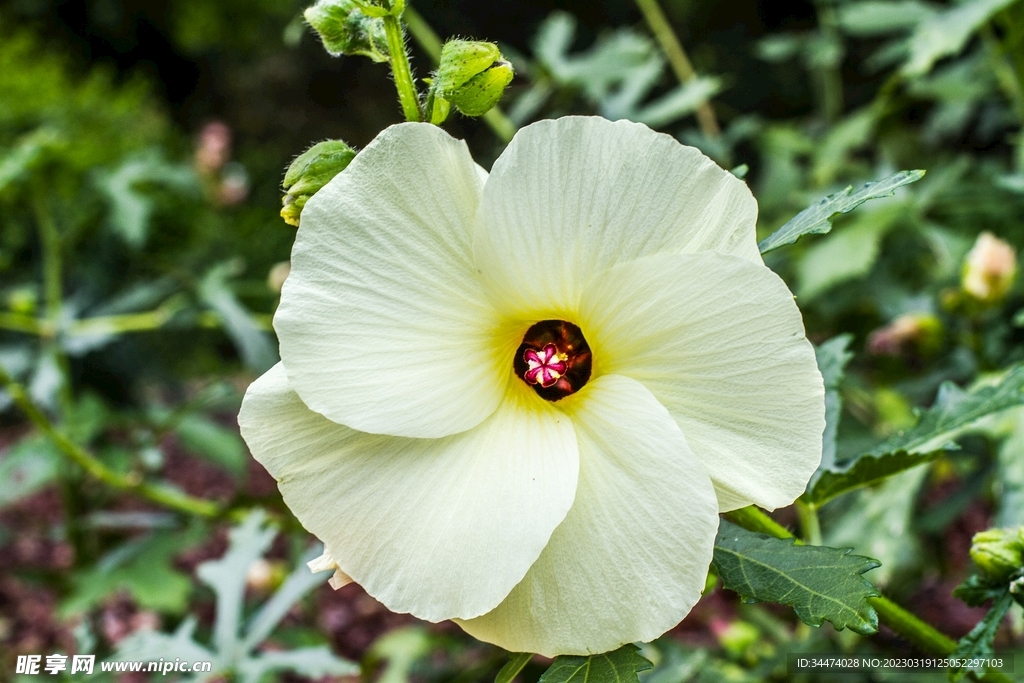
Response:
[[523, 344, 568, 388]]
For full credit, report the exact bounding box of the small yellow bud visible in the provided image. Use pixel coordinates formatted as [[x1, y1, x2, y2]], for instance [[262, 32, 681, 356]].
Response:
[[962, 232, 1017, 303], [281, 140, 357, 227]]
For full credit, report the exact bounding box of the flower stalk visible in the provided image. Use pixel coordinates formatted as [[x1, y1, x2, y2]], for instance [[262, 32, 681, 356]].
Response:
[[382, 9, 422, 122], [402, 5, 516, 142], [632, 0, 720, 137], [725, 506, 1013, 683]]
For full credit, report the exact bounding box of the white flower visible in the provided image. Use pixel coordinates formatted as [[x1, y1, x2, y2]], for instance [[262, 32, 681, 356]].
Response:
[[239, 117, 825, 656]]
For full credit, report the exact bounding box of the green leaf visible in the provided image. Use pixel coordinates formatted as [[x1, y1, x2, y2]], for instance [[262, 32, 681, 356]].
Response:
[[758, 169, 925, 254], [902, 0, 1019, 77], [824, 467, 929, 586], [538, 645, 652, 683], [815, 335, 853, 474], [368, 626, 433, 683], [96, 151, 196, 248], [0, 435, 61, 507], [795, 205, 902, 300], [196, 510, 277, 656], [496, 653, 533, 683], [953, 574, 1007, 607], [175, 413, 247, 477], [237, 646, 358, 683], [62, 528, 205, 616], [199, 261, 278, 373], [713, 521, 881, 635], [808, 365, 1024, 505], [837, 1, 938, 37], [949, 591, 1014, 681], [0, 128, 62, 193]]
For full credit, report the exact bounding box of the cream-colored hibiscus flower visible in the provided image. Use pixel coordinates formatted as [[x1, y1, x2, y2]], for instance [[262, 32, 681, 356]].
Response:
[[239, 116, 825, 657]]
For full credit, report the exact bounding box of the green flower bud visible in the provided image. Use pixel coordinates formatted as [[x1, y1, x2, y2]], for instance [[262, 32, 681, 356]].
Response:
[[970, 528, 1024, 582], [281, 140, 357, 227], [304, 0, 389, 63], [434, 40, 514, 118]]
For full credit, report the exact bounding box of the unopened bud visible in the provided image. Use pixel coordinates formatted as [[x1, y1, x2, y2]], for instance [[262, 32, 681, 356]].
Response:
[[433, 40, 514, 118], [305, 0, 389, 62], [866, 313, 942, 357], [962, 232, 1017, 303], [970, 528, 1024, 582], [281, 140, 357, 226]]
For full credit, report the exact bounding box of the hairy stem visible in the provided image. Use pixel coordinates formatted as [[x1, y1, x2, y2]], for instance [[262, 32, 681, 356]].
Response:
[[403, 5, 517, 142], [383, 12, 422, 122], [724, 506, 1012, 683], [633, 0, 720, 137]]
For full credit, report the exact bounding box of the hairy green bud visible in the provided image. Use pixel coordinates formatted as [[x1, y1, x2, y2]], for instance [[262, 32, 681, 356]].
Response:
[[281, 140, 357, 226], [970, 528, 1024, 582], [432, 40, 514, 119], [304, 0, 389, 62]]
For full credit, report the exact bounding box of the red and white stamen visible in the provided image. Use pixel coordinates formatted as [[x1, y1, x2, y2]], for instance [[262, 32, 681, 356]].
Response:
[[523, 344, 568, 388]]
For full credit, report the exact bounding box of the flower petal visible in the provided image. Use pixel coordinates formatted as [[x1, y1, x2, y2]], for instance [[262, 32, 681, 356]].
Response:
[[239, 364, 579, 622], [474, 116, 758, 318], [579, 253, 825, 511], [276, 122, 507, 438], [457, 374, 719, 656]]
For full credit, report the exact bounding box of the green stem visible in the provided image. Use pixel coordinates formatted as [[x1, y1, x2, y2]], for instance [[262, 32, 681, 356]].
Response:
[[383, 13, 422, 122], [982, 24, 1024, 172], [813, 0, 845, 123], [403, 6, 517, 142], [632, 0, 720, 137], [0, 312, 49, 335], [725, 506, 1012, 683], [32, 190, 73, 415], [0, 363, 223, 519], [795, 500, 823, 546]]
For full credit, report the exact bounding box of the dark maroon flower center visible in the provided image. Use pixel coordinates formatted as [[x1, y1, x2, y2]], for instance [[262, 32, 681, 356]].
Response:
[[513, 320, 592, 401]]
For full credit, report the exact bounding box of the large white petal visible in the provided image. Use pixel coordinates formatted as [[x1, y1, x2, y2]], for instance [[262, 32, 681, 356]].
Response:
[[239, 364, 580, 622], [276, 122, 507, 439], [457, 374, 719, 656], [579, 253, 825, 512], [474, 116, 759, 319]]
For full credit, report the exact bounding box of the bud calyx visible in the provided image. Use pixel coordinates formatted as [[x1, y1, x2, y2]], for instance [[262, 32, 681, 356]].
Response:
[[281, 140, 357, 226]]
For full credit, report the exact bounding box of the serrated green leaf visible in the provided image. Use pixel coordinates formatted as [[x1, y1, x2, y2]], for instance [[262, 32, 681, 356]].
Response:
[[808, 365, 1024, 504], [953, 574, 1007, 607], [949, 591, 1014, 681], [902, 0, 1018, 77], [713, 521, 881, 634], [758, 169, 925, 254], [538, 645, 652, 683]]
